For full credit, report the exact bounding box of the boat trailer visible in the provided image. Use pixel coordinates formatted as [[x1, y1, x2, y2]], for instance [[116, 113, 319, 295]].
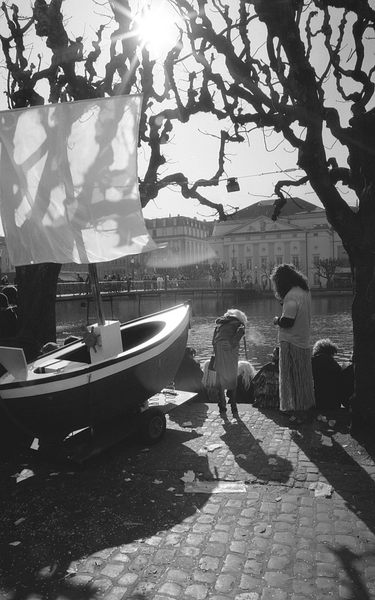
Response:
[[30, 389, 197, 465]]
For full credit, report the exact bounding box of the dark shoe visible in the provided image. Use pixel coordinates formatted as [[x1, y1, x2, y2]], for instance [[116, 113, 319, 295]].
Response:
[[219, 406, 227, 415], [231, 406, 239, 417]]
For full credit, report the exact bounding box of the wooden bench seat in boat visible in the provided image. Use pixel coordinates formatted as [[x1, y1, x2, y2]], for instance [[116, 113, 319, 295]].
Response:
[[34, 359, 88, 374]]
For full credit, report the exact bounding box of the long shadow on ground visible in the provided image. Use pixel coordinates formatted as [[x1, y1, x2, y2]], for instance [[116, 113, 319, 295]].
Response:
[[260, 407, 375, 600], [219, 413, 293, 484], [0, 427, 211, 600]]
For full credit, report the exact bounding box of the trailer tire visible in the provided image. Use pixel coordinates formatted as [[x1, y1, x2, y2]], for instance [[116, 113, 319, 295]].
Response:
[[139, 408, 166, 444]]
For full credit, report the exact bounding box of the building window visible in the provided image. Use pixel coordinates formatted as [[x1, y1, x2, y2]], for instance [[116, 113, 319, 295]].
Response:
[[313, 254, 320, 266], [291, 255, 299, 267], [261, 257, 267, 270], [260, 221, 266, 231], [276, 255, 283, 265]]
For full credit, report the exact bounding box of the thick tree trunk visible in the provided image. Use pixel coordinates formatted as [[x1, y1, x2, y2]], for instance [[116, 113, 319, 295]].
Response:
[[350, 256, 375, 434], [15, 263, 61, 361]]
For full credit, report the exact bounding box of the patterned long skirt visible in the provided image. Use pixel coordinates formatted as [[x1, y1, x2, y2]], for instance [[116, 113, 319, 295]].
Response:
[[279, 341, 315, 412]]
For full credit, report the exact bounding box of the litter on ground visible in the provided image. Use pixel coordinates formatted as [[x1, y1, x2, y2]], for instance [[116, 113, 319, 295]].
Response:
[[184, 480, 247, 494], [16, 469, 34, 483], [206, 443, 223, 452], [181, 470, 195, 483], [321, 435, 333, 447], [309, 481, 333, 498]]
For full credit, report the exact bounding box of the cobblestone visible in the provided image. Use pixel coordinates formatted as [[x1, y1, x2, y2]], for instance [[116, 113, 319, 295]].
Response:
[[1, 403, 375, 600]]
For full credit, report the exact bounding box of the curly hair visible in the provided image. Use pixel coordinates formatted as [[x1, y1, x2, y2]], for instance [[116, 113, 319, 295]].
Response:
[[312, 338, 338, 356], [270, 263, 309, 300]]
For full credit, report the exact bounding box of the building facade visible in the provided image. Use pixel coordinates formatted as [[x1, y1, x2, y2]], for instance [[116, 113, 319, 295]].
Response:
[[209, 198, 351, 288], [143, 215, 215, 271], [0, 199, 352, 287]]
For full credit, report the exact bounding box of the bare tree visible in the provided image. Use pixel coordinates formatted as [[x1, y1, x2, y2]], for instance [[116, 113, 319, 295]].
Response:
[[314, 258, 345, 289], [1, 1, 375, 431], [210, 260, 228, 283], [260, 261, 275, 291]]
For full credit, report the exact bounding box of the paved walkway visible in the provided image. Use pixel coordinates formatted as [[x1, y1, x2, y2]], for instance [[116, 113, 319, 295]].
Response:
[[1, 403, 375, 600]]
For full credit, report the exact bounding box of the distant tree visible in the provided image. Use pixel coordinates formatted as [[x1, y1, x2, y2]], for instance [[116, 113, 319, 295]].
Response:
[[261, 261, 276, 291], [314, 258, 345, 290], [210, 261, 228, 282]]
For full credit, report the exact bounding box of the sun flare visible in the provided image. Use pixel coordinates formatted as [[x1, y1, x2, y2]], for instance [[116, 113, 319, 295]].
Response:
[[135, 2, 180, 56]]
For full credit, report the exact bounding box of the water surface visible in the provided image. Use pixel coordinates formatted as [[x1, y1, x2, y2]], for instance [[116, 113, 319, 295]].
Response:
[[57, 294, 352, 371], [188, 295, 353, 369]]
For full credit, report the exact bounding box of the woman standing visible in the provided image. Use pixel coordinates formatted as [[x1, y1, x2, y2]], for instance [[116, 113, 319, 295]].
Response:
[[270, 264, 315, 421], [212, 308, 247, 417]]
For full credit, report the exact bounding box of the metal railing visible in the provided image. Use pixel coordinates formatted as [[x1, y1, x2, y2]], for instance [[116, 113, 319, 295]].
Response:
[[55, 278, 255, 296]]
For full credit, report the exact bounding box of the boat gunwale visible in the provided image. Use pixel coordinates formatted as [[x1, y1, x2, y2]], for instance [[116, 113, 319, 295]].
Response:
[[0, 302, 191, 391]]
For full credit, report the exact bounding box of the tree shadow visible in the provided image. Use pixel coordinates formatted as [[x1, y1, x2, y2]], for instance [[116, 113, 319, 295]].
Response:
[[329, 546, 375, 600], [219, 413, 293, 484], [258, 408, 375, 535], [0, 428, 211, 600]]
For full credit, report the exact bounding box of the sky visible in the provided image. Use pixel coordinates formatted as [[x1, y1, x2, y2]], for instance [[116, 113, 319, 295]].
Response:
[[0, 0, 356, 222]]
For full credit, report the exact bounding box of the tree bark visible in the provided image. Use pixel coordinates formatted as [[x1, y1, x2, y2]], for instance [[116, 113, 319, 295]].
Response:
[[350, 256, 375, 434], [15, 263, 61, 360]]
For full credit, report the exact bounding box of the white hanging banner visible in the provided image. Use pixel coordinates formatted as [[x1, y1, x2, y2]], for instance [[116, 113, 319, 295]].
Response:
[[0, 95, 156, 265]]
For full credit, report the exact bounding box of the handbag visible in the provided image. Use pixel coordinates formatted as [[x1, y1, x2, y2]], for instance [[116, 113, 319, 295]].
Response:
[[205, 355, 217, 388]]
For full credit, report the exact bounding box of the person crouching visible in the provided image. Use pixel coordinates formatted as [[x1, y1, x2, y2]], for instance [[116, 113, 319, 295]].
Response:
[[212, 308, 247, 417]]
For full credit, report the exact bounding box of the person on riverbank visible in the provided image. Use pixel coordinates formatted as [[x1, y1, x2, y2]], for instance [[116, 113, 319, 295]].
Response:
[[227, 360, 256, 404], [271, 263, 315, 423], [312, 338, 345, 411], [1, 285, 18, 327], [174, 347, 207, 401], [212, 308, 247, 417], [0, 292, 17, 338], [252, 346, 280, 410]]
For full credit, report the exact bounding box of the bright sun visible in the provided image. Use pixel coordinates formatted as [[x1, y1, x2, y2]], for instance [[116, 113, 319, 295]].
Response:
[[135, 2, 180, 56]]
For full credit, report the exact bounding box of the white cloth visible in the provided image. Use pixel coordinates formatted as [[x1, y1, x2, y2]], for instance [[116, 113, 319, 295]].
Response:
[[278, 286, 311, 349], [0, 95, 157, 266]]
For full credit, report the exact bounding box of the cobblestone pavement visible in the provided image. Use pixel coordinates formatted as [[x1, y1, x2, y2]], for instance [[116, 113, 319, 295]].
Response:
[[1, 403, 375, 600]]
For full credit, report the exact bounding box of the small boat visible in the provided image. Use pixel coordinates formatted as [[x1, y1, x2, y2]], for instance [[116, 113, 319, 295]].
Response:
[[0, 302, 191, 444], [0, 95, 194, 452]]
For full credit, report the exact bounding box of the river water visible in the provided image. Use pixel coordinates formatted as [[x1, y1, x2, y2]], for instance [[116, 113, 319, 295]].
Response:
[[57, 293, 353, 371], [188, 295, 353, 370]]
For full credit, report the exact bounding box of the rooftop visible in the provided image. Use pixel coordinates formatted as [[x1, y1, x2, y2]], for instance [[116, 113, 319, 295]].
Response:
[[230, 197, 320, 220]]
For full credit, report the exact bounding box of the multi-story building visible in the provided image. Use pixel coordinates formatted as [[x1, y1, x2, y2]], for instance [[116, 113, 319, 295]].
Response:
[[143, 215, 215, 271], [209, 198, 352, 288], [0, 199, 352, 287]]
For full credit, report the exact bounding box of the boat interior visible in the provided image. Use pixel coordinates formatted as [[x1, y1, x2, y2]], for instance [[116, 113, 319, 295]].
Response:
[[0, 319, 166, 381], [36, 319, 165, 369]]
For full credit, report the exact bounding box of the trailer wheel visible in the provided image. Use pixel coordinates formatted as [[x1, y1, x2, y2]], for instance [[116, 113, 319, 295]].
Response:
[[139, 408, 166, 444]]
